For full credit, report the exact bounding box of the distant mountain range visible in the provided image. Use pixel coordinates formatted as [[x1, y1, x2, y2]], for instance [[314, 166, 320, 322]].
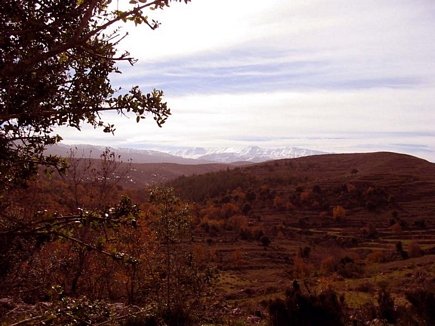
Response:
[[45, 144, 326, 164], [168, 146, 326, 163]]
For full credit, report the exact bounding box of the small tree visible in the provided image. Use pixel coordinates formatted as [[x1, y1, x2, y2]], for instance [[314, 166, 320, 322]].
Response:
[[148, 187, 215, 325], [377, 284, 396, 324], [333, 205, 346, 222], [260, 235, 271, 248]]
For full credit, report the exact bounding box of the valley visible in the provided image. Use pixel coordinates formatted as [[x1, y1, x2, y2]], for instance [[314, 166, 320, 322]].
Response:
[[2, 151, 435, 325]]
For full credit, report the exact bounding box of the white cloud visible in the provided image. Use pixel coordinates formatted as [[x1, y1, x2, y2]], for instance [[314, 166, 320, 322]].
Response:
[[58, 0, 435, 162], [60, 87, 435, 159]]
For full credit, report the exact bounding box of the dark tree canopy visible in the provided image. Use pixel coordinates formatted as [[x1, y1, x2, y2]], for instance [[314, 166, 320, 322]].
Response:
[[0, 0, 189, 189]]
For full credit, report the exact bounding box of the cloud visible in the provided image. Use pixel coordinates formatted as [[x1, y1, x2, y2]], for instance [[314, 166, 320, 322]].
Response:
[[58, 0, 435, 162]]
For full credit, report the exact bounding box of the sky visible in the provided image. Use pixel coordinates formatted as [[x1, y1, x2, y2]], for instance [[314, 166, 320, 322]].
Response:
[[60, 0, 435, 161]]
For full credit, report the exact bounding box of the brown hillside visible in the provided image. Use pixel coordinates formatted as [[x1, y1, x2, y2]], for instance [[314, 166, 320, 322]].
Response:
[[167, 152, 435, 322], [122, 162, 233, 188]]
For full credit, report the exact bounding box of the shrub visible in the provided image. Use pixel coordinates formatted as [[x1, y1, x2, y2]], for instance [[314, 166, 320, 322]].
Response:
[[365, 251, 384, 264], [337, 256, 364, 278], [293, 256, 314, 278], [355, 281, 375, 293], [320, 256, 336, 276], [408, 241, 422, 258], [377, 285, 396, 324], [391, 222, 403, 234], [241, 203, 252, 214], [414, 219, 426, 229], [361, 224, 378, 238], [332, 206, 346, 222], [395, 241, 409, 259], [405, 289, 435, 324], [260, 235, 271, 248], [268, 287, 346, 326]]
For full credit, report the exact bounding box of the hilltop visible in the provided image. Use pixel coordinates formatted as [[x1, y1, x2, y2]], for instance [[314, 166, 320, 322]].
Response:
[[164, 152, 435, 323]]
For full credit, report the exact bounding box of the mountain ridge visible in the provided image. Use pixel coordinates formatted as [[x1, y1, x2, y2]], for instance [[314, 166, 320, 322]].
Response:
[[45, 144, 326, 164]]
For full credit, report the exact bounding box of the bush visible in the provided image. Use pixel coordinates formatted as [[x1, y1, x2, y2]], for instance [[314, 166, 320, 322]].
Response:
[[408, 241, 422, 258], [377, 285, 396, 324], [405, 289, 435, 324], [332, 206, 346, 222], [365, 251, 384, 264], [337, 256, 364, 278], [260, 235, 271, 248], [268, 287, 346, 326]]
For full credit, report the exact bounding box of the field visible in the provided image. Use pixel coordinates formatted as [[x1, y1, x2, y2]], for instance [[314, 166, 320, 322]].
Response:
[[168, 152, 435, 324]]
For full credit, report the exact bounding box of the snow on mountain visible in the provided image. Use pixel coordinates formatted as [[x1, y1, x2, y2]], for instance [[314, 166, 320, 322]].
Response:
[[170, 146, 326, 163], [44, 144, 212, 164], [46, 144, 326, 164]]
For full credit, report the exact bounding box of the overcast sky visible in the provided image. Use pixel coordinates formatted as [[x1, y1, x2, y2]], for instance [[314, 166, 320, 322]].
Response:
[[60, 0, 435, 161]]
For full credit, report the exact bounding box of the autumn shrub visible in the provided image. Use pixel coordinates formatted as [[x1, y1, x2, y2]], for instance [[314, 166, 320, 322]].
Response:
[[297, 246, 311, 259], [405, 288, 435, 324], [395, 241, 409, 259], [365, 251, 384, 264], [293, 256, 313, 278], [268, 287, 346, 326], [408, 241, 422, 258], [320, 256, 336, 276], [332, 205, 346, 222], [337, 256, 364, 278], [228, 214, 248, 235], [300, 190, 311, 202], [221, 202, 240, 219], [414, 219, 426, 229], [355, 281, 375, 293], [251, 226, 265, 240], [239, 227, 254, 240], [361, 223, 378, 238], [260, 235, 271, 248], [391, 222, 403, 234], [347, 183, 357, 192], [231, 248, 245, 267], [242, 202, 252, 214], [273, 195, 284, 211], [377, 284, 396, 324]]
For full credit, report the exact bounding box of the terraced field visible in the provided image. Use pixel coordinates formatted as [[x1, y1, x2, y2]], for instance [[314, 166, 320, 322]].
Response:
[[169, 152, 435, 321]]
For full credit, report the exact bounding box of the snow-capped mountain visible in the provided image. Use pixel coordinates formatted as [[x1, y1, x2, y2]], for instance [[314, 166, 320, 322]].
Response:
[[44, 144, 213, 164], [169, 146, 326, 163], [46, 144, 326, 164]]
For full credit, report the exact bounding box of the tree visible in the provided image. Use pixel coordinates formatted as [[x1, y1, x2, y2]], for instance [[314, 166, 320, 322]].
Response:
[[147, 187, 215, 325], [0, 0, 189, 192], [0, 2, 194, 322], [260, 235, 271, 248]]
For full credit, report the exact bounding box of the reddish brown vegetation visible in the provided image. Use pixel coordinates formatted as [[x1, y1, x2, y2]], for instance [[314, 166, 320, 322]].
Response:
[[2, 151, 435, 324]]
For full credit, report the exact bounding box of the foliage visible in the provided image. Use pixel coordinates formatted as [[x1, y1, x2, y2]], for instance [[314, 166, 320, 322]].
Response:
[[1, 151, 215, 325], [405, 289, 435, 324], [260, 235, 271, 248], [332, 205, 346, 221], [377, 284, 396, 324], [0, 0, 191, 192], [147, 187, 216, 325], [268, 286, 346, 326]]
